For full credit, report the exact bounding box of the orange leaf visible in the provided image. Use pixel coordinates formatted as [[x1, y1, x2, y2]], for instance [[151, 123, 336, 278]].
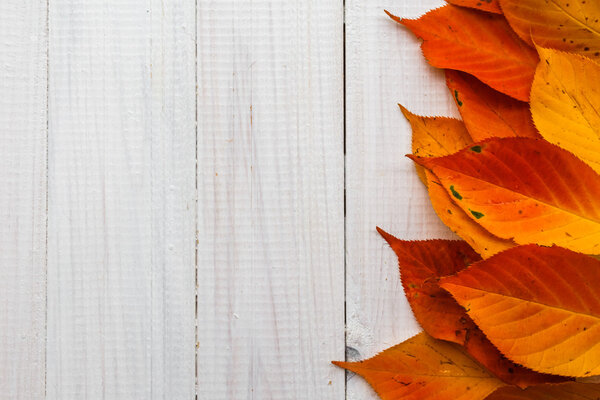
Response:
[[500, 0, 600, 59], [400, 105, 473, 185], [378, 229, 567, 387], [411, 137, 600, 254], [486, 382, 600, 399], [333, 332, 505, 400], [425, 170, 515, 258], [462, 329, 568, 388], [445, 0, 502, 14], [440, 244, 600, 377], [389, 5, 539, 101], [446, 70, 540, 141]]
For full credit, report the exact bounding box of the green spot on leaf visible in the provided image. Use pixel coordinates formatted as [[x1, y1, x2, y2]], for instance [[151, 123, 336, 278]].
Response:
[[454, 90, 463, 107], [470, 210, 485, 219], [450, 185, 462, 200], [470, 145, 482, 153]]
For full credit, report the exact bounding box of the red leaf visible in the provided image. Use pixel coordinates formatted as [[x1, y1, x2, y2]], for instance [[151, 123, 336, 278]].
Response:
[[411, 137, 600, 254], [445, 70, 540, 141], [377, 229, 567, 387], [388, 5, 538, 101]]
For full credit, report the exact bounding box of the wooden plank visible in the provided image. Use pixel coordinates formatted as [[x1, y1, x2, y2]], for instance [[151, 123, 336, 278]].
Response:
[[196, 1, 345, 398], [344, 1, 460, 399], [0, 1, 48, 398], [47, 1, 196, 398]]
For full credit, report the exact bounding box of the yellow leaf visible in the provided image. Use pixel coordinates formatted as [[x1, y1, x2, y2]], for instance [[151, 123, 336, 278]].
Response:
[[400, 105, 473, 185], [425, 170, 514, 258], [500, 0, 600, 59], [531, 47, 600, 173]]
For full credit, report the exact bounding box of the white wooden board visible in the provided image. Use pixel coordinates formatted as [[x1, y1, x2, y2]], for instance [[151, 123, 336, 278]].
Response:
[[196, 1, 345, 399], [345, 1, 460, 399], [0, 1, 48, 399], [0, 0, 462, 398], [47, 1, 196, 398]]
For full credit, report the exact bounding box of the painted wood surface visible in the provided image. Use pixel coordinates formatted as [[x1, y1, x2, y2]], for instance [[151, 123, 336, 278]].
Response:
[[344, 1, 459, 399], [196, 1, 345, 398], [0, 0, 458, 398], [47, 1, 196, 398], [0, 1, 47, 399]]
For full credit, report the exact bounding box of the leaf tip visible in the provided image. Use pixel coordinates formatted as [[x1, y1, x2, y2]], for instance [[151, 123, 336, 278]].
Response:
[[399, 104, 419, 125], [533, 42, 552, 61], [384, 9, 402, 24], [407, 154, 429, 168], [332, 360, 355, 372], [438, 278, 460, 298], [376, 226, 398, 247]]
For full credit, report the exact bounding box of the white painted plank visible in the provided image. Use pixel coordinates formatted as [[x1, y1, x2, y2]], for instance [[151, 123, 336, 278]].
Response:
[[345, 1, 460, 399], [196, 1, 345, 399], [0, 1, 47, 398], [47, 1, 196, 398]]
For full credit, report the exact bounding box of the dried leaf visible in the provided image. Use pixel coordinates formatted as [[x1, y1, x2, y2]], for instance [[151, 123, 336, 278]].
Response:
[[446, 70, 539, 141], [486, 382, 600, 399], [445, 0, 502, 14], [333, 332, 505, 400], [425, 170, 514, 258], [400, 105, 473, 185], [462, 329, 568, 388], [389, 5, 538, 101], [411, 137, 600, 254], [440, 244, 600, 377], [376, 229, 481, 344], [500, 0, 600, 59], [377, 229, 566, 387], [531, 47, 600, 173]]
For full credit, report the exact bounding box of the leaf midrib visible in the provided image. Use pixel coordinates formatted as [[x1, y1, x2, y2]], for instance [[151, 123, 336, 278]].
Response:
[[444, 282, 600, 322], [431, 164, 600, 227], [549, 0, 600, 38]]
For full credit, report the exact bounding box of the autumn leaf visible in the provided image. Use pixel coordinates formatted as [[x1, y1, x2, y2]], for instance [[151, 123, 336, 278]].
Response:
[[440, 244, 600, 377], [376, 228, 481, 344], [333, 332, 505, 400], [531, 47, 600, 173], [486, 382, 600, 399], [462, 329, 568, 388], [445, 0, 502, 14], [388, 5, 538, 101], [411, 137, 600, 254], [446, 70, 539, 141], [425, 171, 513, 258], [377, 229, 566, 387], [400, 105, 473, 185], [499, 0, 600, 59]]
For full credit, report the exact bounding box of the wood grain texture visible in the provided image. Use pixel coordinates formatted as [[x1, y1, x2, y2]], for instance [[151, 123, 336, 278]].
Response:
[[47, 1, 196, 398], [0, 1, 458, 398], [0, 1, 47, 398], [345, 1, 459, 399], [196, 1, 345, 399]]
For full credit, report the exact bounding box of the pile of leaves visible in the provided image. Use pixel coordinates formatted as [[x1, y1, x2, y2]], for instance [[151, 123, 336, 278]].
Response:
[[333, 1, 600, 399]]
